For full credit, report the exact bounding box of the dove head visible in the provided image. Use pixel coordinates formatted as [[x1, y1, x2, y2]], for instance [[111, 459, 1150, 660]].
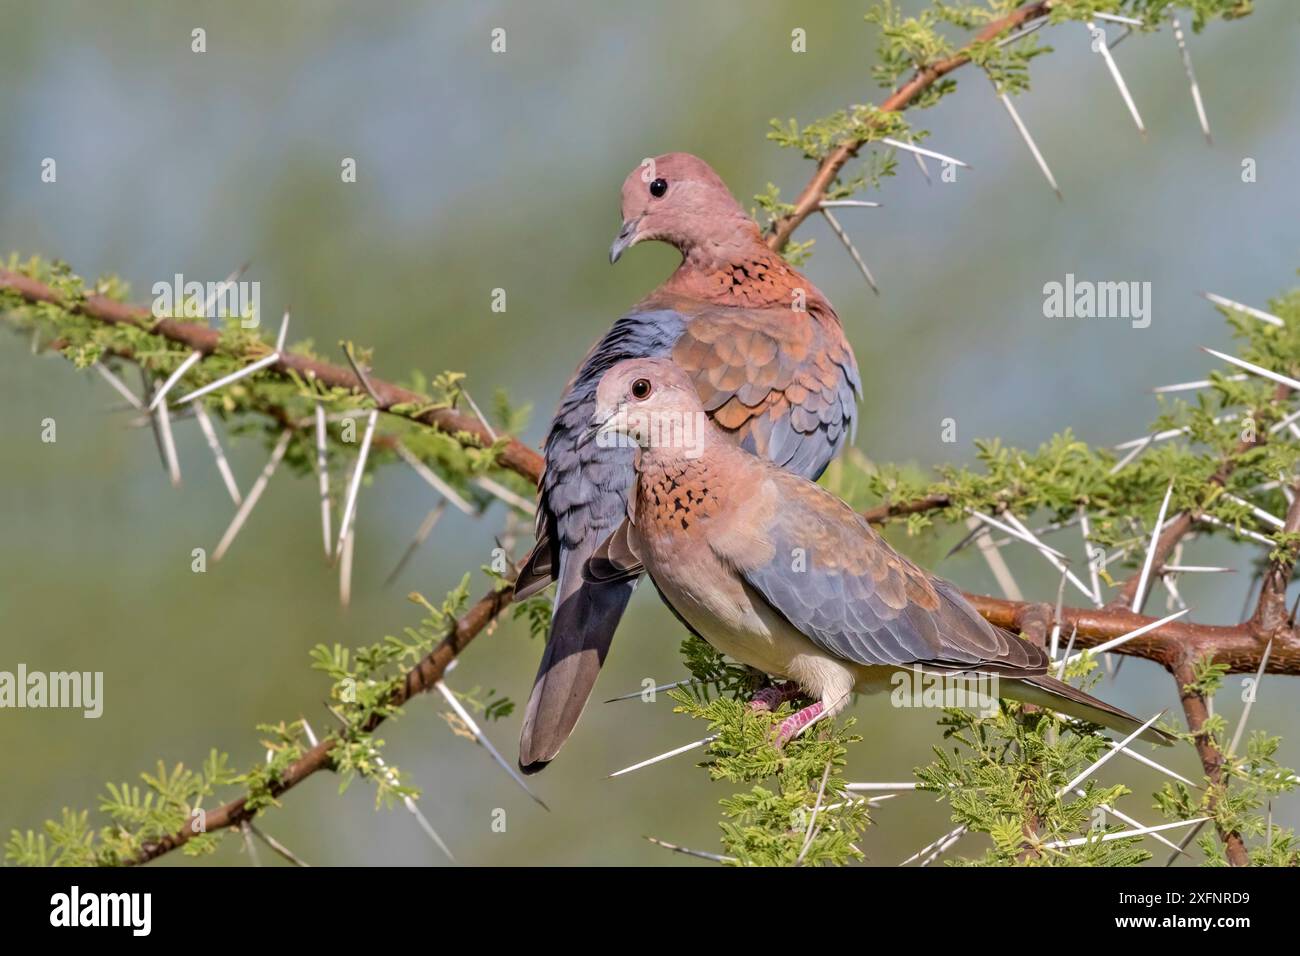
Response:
[[610, 153, 762, 265], [590, 358, 713, 460]]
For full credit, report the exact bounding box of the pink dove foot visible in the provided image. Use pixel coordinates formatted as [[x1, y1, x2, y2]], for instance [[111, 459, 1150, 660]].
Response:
[[747, 680, 803, 713], [775, 701, 825, 748]]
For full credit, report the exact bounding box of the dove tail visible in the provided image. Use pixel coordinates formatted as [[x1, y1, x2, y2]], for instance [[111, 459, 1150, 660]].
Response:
[[518, 550, 635, 773], [1006, 674, 1175, 746]]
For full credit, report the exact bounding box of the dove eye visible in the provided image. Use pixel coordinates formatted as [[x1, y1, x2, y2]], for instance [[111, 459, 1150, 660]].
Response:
[[630, 378, 653, 400], [649, 178, 668, 198]]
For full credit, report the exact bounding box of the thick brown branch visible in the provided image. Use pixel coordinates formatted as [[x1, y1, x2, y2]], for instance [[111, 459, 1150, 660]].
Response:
[[130, 581, 515, 864], [0, 269, 545, 482], [967, 595, 1300, 676], [764, 1, 1053, 251]]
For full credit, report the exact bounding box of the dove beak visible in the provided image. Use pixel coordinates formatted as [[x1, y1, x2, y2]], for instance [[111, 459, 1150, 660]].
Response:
[[609, 217, 641, 264], [583, 404, 626, 445]]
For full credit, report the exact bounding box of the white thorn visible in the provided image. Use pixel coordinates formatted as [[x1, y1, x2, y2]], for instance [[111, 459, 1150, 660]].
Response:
[[436, 680, 547, 810], [1086, 22, 1146, 136], [193, 403, 242, 505], [818, 199, 882, 208], [994, 83, 1061, 199], [1058, 608, 1190, 672], [338, 527, 354, 609], [1152, 374, 1246, 393], [967, 517, 1024, 602], [93, 363, 144, 409], [820, 208, 879, 295], [213, 429, 293, 561], [1094, 12, 1144, 27], [275, 310, 291, 353], [174, 352, 280, 405], [1131, 481, 1175, 613], [460, 387, 497, 443], [314, 402, 332, 558], [965, 508, 1068, 560], [609, 735, 718, 778], [1003, 510, 1099, 606], [1202, 292, 1285, 327], [1197, 512, 1276, 546], [1041, 818, 1209, 851], [1169, 9, 1212, 144], [1058, 711, 1168, 796], [393, 441, 476, 515], [1077, 789, 1189, 857], [474, 476, 537, 515], [1227, 639, 1273, 759], [1221, 492, 1285, 530], [996, 16, 1048, 49], [335, 409, 378, 558], [146, 350, 203, 411], [880, 137, 969, 169], [1202, 346, 1300, 392], [645, 836, 735, 864]]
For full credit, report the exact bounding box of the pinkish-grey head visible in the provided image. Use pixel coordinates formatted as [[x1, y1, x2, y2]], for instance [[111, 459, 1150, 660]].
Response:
[[590, 358, 710, 457], [609, 153, 760, 264]]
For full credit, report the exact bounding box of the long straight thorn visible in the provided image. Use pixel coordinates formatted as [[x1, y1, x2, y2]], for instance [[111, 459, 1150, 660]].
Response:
[[175, 352, 280, 406], [94, 362, 144, 409], [335, 409, 378, 559], [393, 442, 476, 515], [1168, 8, 1212, 144], [435, 680, 547, 810], [314, 402, 332, 558], [213, 429, 293, 561], [384, 502, 447, 587], [193, 403, 241, 505], [1131, 481, 1175, 613], [609, 735, 718, 778], [820, 208, 879, 295], [880, 137, 970, 169], [1202, 347, 1300, 392], [1085, 22, 1146, 137], [147, 350, 203, 411], [993, 80, 1061, 200], [1201, 292, 1285, 327]]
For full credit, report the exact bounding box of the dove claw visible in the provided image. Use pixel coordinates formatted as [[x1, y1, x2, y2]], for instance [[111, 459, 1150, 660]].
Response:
[[774, 701, 825, 748], [747, 680, 803, 713]]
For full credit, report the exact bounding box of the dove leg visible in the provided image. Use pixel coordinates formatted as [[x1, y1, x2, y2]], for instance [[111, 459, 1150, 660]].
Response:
[[774, 701, 825, 747], [748, 680, 803, 712]]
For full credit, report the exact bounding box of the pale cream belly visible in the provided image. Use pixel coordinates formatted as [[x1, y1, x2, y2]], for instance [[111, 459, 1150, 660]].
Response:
[[653, 570, 871, 710]]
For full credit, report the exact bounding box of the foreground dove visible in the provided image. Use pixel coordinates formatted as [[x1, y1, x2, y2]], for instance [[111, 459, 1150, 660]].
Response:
[[585, 357, 1173, 747], [514, 153, 859, 771]]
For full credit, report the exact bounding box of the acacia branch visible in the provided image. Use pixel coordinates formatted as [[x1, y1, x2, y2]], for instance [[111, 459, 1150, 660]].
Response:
[[764, 0, 1053, 251], [131, 580, 516, 864], [0, 269, 545, 482]]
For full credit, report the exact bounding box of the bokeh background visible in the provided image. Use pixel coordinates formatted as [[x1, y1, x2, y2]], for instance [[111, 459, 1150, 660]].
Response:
[[2, 1, 1297, 866]]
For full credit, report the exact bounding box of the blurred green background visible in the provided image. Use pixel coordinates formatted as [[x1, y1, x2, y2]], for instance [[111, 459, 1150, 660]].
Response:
[[1, 1, 1297, 866]]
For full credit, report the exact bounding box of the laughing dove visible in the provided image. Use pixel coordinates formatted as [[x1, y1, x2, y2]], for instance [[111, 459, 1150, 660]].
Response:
[[583, 357, 1173, 748], [514, 153, 860, 771]]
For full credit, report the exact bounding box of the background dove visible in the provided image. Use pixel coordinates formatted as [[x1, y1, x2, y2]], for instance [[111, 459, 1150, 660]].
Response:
[[515, 153, 860, 771]]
